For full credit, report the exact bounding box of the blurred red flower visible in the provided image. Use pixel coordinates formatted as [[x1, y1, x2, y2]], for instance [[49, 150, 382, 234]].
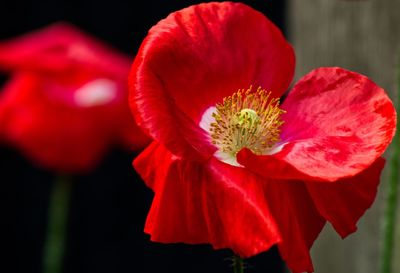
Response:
[[0, 23, 149, 173], [129, 2, 396, 273]]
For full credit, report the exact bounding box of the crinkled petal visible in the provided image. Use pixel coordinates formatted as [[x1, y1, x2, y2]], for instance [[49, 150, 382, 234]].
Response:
[[306, 157, 385, 237], [262, 180, 325, 273], [133, 141, 281, 257], [129, 2, 294, 160], [205, 158, 281, 257], [135, 142, 328, 273], [238, 67, 396, 182]]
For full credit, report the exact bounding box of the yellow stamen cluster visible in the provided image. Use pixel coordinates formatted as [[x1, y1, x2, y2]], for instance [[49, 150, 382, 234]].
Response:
[[209, 86, 285, 157]]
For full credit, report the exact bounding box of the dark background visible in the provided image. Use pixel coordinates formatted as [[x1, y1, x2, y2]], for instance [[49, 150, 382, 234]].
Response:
[[1, 1, 287, 273]]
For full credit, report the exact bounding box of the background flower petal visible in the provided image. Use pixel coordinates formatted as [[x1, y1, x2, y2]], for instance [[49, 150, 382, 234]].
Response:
[[0, 22, 130, 77], [0, 73, 112, 172], [0, 23, 150, 172], [129, 2, 294, 160]]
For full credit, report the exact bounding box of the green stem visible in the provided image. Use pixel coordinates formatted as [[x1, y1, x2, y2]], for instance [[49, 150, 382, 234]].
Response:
[[42, 175, 71, 273], [380, 56, 400, 273], [233, 255, 244, 273]]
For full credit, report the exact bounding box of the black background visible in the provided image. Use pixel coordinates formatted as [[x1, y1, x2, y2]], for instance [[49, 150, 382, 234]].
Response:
[[1, 1, 286, 273]]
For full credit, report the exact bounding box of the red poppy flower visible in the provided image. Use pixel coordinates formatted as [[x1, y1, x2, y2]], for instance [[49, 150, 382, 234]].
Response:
[[0, 23, 149, 173], [129, 2, 396, 273]]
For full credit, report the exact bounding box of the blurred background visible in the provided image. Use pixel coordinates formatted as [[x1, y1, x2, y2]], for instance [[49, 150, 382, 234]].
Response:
[[1, 0, 399, 273]]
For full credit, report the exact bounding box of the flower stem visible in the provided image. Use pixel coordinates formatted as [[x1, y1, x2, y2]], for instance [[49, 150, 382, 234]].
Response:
[[380, 56, 400, 273], [42, 175, 71, 273], [233, 255, 244, 273]]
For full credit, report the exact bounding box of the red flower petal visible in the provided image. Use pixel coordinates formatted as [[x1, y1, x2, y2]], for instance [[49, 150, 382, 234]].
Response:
[[0, 73, 111, 172], [0, 22, 130, 77], [114, 105, 151, 151], [129, 2, 294, 159], [237, 147, 317, 181], [0, 72, 148, 173], [263, 180, 325, 273], [135, 142, 329, 272], [306, 157, 385, 238], [134, 141, 282, 257], [0, 24, 150, 172], [238, 67, 396, 182]]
